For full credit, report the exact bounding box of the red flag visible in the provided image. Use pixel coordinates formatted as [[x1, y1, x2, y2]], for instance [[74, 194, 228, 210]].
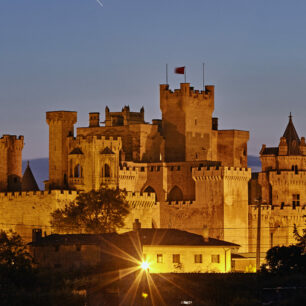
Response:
[[175, 66, 185, 74]]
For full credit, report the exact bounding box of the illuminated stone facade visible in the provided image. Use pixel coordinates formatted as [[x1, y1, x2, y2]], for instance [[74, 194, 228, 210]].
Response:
[[42, 83, 251, 251], [249, 115, 306, 253]]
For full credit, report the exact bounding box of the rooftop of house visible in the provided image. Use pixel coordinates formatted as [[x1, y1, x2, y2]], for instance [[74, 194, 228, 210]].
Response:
[[121, 228, 240, 248], [29, 226, 239, 249]]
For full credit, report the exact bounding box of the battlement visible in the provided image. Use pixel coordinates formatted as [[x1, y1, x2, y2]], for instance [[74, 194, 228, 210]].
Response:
[[0, 135, 24, 141], [269, 170, 306, 181], [0, 135, 24, 149], [192, 166, 251, 181], [68, 135, 122, 151], [126, 191, 157, 208], [166, 200, 194, 207], [249, 204, 306, 213], [0, 189, 78, 200], [160, 83, 214, 100], [46, 111, 77, 123]]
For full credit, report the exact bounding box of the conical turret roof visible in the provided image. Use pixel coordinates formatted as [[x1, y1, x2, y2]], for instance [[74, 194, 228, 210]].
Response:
[[282, 113, 301, 155], [22, 161, 39, 191]]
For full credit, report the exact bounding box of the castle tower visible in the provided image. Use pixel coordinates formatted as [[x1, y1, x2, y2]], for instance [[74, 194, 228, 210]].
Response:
[[0, 135, 24, 192], [46, 111, 77, 189], [160, 83, 215, 162]]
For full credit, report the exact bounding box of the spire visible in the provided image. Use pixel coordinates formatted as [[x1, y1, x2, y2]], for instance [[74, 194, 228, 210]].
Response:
[[282, 113, 300, 155], [21, 161, 39, 191]]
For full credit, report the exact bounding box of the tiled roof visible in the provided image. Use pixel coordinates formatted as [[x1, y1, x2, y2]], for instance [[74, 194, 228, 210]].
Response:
[[29, 229, 239, 248], [121, 229, 240, 247]]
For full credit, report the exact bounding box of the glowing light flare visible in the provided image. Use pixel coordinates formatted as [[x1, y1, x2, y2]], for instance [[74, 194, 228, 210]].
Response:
[[140, 261, 150, 270]]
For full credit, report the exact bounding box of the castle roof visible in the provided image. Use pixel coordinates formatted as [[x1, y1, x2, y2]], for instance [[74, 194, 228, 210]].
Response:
[[261, 147, 279, 155], [282, 113, 301, 155], [21, 161, 39, 191]]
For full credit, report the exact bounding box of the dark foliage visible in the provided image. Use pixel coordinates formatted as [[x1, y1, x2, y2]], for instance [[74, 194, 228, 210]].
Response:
[[51, 188, 129, 233]]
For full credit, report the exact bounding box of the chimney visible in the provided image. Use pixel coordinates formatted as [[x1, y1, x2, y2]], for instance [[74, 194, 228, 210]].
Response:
[[89, 112, 100, 127], [202, 226, 209, 242], [32, 228, 42, 243], [133, 219, 141, 231]]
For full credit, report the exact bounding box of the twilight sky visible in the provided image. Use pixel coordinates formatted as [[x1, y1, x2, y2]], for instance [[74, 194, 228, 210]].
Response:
[[0, 0, 305, 160]]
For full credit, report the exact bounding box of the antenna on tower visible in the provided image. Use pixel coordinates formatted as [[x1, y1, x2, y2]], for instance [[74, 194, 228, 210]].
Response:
[[202, 63, 205, 90]]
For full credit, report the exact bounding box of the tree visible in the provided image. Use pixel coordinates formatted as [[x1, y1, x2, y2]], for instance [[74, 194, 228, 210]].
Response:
[[0, 230, 32, 270], [293, 224, 306, 252], [51, 188, 129, 234], [262, 245, 305, 274]]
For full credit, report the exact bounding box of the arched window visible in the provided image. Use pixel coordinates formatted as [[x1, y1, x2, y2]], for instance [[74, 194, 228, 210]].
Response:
[[143, 186, 157, 200], [74, 164, 82, 178], [144, 186, 155, 194], [168, 186, 183, 201], [104, 164, 111, 177]]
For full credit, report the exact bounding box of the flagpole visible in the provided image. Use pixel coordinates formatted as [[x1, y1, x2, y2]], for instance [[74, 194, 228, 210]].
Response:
[[203, 63, 205, 90], [166, 64, 168, 85], [184, 66, 186, 83]]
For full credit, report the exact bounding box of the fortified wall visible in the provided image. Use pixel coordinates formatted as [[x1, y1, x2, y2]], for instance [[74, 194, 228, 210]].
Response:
[[0, 189, 157, 242], [0, 190, 78, 242], [248, 204, 305, 254]]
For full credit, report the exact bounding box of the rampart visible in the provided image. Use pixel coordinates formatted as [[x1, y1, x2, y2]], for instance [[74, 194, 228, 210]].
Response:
[[248, 204, 306, 253], [0, 190, 78, 242], [0, 189, 159, 240], [192, 166, 251, 181]]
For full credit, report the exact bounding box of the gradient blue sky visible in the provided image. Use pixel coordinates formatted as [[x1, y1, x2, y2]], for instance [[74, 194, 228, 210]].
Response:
[[1, 0, 305, 159]]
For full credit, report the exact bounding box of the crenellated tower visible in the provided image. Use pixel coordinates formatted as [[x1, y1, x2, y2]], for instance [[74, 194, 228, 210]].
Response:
[[46, 111, 77, 190], [160, 83, 215, 162], [0, 135, 24, 192]]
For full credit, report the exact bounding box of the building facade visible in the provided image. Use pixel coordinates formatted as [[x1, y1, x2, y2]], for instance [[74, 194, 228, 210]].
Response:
[[249, 115, 305, 254]]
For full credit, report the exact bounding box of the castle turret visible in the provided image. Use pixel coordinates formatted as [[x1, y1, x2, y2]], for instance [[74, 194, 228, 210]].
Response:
[[160, 83, 215, 162], [278, 137, 288, 156], [89, 112, 100, 127], [46, 111, 77, 189], [0, 135, 24, 192]]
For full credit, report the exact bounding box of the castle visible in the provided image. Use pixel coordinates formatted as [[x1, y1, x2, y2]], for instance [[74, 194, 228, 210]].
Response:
[[0, 82, 304, 260]]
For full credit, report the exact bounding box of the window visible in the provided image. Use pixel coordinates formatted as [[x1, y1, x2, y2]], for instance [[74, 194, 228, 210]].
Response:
[[74, 164, 82, 178], [211, 255, 220, 263], [104, 164, 111, 177], [157, 254, 163, 263], [173, 254, 180, 264], [292, 194, 300, 207], [194, 254, 202, 263]]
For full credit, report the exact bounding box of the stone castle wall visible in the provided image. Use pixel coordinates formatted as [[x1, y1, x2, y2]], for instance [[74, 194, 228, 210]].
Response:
[[248, 204, 305, 254], [0, 190, 158, 242], [0, 190, 78, 242]]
